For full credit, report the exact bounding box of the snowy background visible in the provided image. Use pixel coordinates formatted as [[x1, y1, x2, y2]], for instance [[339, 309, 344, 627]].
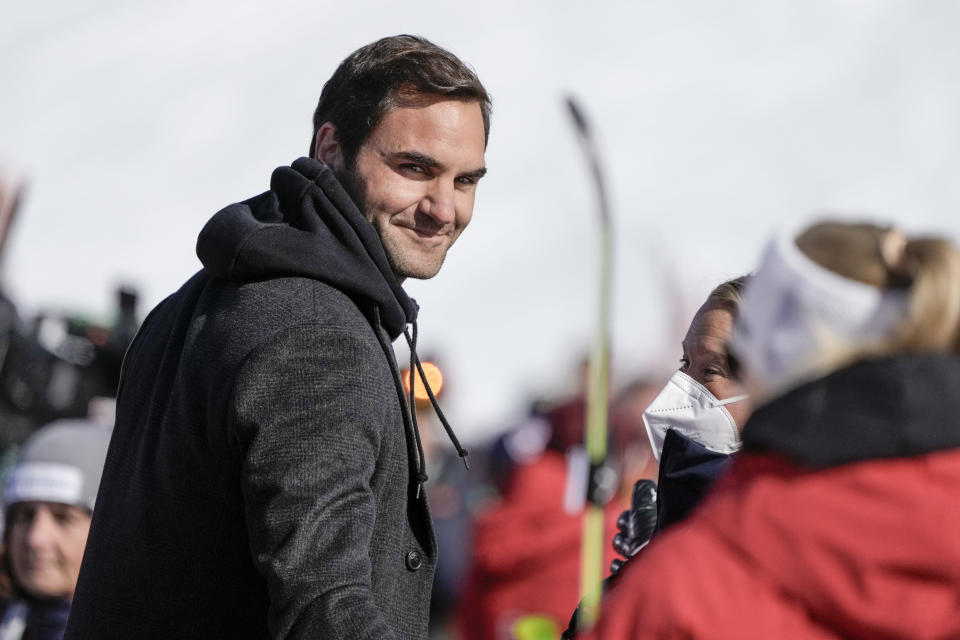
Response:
[[2, 0, 959, 441]]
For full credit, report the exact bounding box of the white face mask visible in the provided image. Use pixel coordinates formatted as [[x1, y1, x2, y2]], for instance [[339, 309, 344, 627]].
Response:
[[643, 371, 749, 462]]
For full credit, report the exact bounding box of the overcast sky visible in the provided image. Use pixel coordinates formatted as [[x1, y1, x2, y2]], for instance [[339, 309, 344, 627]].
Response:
[[3, 1, 959, 441]]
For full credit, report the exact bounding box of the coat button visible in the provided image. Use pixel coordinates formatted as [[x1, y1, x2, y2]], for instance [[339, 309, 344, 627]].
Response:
[[406, 550, 423, 572]]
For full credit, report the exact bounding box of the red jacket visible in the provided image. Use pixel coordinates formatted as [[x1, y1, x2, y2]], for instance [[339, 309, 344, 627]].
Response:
[[586, 450, 960, 639], [460, 451, 626, 640], [586, 356, 960, 639]]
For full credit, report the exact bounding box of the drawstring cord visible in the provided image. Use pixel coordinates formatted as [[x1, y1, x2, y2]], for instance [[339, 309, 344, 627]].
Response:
[[412, 352, 471, 470], [404, 322, 470, 497], [405, 323, 429, 497], [372, 308, 423, 499]]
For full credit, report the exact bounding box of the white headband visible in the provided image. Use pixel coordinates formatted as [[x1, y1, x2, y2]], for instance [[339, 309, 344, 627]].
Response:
[[731, 225, 908, 400]]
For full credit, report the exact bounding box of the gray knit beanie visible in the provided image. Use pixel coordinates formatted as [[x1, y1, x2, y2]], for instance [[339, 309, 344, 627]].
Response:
[[3, 419, 112, 513]]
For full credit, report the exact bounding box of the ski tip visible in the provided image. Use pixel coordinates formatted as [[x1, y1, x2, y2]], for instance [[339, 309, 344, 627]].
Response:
[[565, 96, 589, 134]]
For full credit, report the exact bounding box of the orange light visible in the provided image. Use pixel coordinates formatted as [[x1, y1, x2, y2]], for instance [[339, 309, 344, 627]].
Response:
[[401, 361, 444, 402]]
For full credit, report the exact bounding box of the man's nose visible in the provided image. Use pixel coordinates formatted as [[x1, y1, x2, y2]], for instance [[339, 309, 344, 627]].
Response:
[[420, 180, 456, 225]]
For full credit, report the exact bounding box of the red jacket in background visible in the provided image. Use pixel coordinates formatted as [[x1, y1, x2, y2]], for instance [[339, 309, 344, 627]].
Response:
[[585, 449, 960, 639], [459, 451, 627, 640]]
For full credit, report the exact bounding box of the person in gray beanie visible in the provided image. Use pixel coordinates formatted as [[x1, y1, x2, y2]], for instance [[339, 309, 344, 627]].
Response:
[[0, 420, 111, 640]]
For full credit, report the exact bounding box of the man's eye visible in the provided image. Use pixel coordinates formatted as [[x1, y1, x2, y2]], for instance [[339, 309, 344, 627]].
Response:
[[455, 176, 477, 186], [400, 164, 427, 176]]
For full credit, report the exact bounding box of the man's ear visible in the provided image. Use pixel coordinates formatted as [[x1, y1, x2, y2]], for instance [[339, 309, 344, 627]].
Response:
[[314, 122, 344, 171]]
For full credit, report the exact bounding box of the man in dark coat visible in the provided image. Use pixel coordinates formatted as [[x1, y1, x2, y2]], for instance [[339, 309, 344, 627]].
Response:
[[64, 35, 490, 640]]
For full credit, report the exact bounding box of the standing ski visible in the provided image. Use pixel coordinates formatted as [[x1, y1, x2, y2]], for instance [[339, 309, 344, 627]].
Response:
[[566, 96, 615, 632]]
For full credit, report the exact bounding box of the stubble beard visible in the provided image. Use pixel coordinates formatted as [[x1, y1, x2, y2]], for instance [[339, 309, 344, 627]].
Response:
[[381, 232, 448, 281], [335, 165, 448, 281]]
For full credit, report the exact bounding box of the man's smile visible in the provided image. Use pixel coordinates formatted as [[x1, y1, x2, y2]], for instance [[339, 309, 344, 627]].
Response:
[[395, 220, 450, 244]]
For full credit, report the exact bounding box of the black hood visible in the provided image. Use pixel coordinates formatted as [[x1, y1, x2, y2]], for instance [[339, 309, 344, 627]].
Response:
[[743, 355, 960, 468], [197, 157, 418, 340]]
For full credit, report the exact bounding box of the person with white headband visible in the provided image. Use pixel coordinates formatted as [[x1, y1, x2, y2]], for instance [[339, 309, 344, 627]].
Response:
[[579, 220, 960, 639], [0, 420, 111, 640]]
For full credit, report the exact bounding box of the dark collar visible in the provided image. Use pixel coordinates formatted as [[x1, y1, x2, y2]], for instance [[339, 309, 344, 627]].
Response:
[[742, 355, 960, 468], [197, 158, 417, 340]]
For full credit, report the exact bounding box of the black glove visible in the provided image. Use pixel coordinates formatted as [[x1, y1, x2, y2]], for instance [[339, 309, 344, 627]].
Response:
[[609, 479, 657, 575], [563, 479, 660, 638]]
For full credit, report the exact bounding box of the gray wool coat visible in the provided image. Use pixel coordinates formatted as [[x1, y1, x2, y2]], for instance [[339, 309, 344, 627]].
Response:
[[66, 160, 437, 639]]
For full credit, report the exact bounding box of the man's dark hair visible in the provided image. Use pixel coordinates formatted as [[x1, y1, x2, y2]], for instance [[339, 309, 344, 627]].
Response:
[[309, 35, 492, 165]]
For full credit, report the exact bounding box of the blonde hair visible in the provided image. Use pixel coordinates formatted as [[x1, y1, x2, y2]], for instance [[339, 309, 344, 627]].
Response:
[[795, 221, 960, 357], [707, 275, 749, 309]]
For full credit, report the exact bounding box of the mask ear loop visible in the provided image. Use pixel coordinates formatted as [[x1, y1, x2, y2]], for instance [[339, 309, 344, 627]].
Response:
[[712, 393, 749, 408], [712, 393, 748, 449], [677, 371, 749, 409]]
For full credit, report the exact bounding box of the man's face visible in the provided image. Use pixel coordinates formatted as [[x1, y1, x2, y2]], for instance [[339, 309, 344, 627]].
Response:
[[342, 98, 487, 280], [8, 501, 92, 599]]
